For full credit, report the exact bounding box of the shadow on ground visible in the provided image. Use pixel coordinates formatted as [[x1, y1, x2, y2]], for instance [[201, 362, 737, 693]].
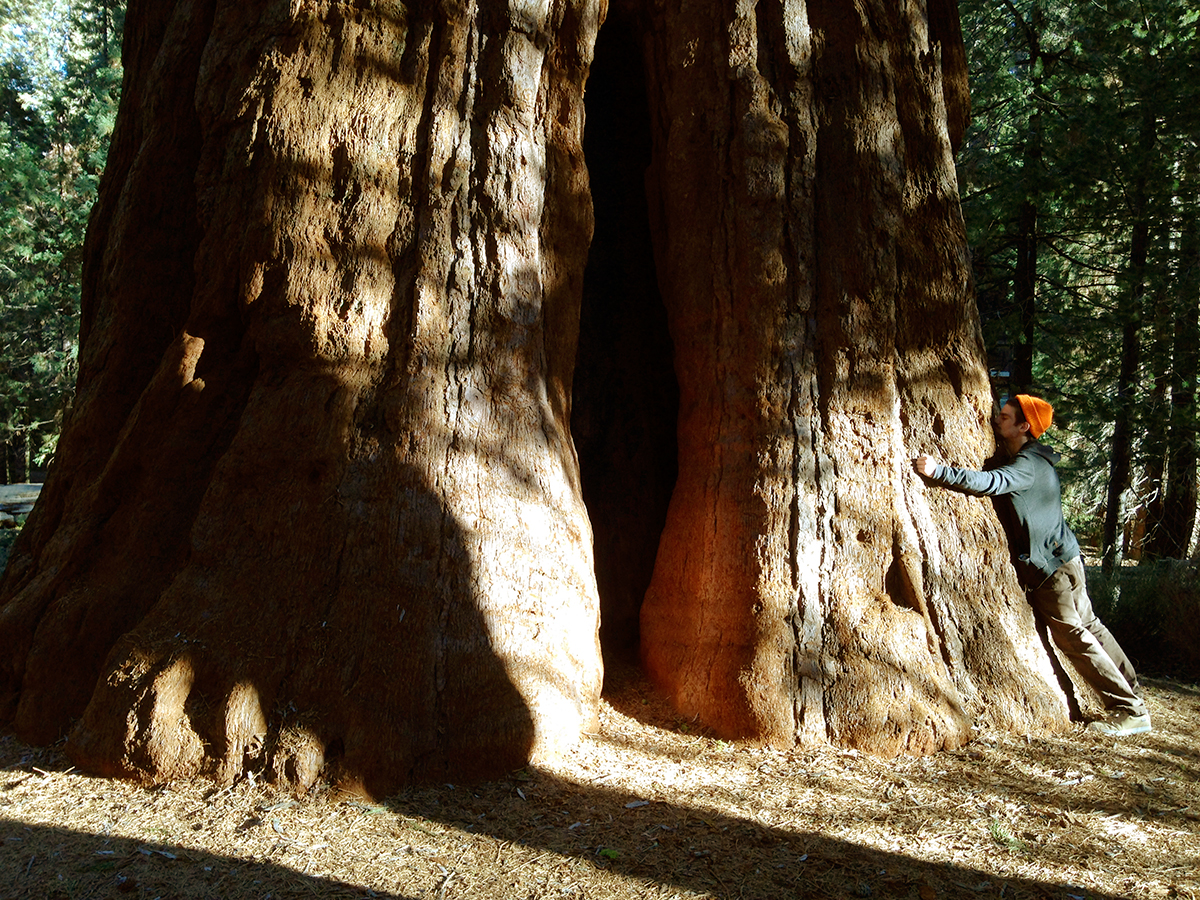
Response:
[[1, 759, 1144, 900], [0, 823, 397, 899], [4, 671, 1195, 899]]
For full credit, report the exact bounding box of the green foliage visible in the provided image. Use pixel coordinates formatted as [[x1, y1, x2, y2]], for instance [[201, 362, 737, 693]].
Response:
[[0, 515, 24, 575], [0, 0, 123, 481], [959, 0, 1200, 558], [987, 817, 1027, 854], [1087, 560, 1200, 679]]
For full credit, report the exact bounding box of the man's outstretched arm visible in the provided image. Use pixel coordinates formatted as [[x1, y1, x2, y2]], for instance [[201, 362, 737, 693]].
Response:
[[912, 453, 1037, 497]]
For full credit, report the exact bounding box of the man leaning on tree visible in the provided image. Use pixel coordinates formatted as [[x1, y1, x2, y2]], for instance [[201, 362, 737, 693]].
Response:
[[914, 394, 1151, 737]]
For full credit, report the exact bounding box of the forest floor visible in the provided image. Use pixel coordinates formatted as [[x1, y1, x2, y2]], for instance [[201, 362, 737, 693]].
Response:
[[1, 666, 1198, 900]]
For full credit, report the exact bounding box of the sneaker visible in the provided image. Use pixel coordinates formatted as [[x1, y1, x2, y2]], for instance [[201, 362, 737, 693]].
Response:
[[1087, 711, 1152, 736]]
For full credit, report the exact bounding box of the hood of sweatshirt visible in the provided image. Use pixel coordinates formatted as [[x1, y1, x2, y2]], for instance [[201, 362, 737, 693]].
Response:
[[1021, 441, 1062, 467]]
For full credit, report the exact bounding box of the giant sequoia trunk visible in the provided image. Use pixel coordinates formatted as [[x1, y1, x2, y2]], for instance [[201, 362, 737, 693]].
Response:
[[0, 0, 605, 794], [636, 0, 1069, 751], [2, 0, 1072, 792]]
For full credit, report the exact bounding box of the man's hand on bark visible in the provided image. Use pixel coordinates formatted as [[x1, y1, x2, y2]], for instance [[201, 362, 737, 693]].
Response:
[[913, 455, 938, 478]]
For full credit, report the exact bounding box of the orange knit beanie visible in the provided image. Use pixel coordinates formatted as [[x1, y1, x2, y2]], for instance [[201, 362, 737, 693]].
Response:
[[1015, 394, 1053, 438]]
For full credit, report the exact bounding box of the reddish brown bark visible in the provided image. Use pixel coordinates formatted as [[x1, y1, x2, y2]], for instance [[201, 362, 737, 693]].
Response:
[[1, 0, 1075, 792], [637, 0, 1070, 751], [0, 0, 604, 795]]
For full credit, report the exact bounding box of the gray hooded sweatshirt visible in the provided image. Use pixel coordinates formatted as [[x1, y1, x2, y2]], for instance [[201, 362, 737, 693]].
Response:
[[928, 441, 1080, 585]]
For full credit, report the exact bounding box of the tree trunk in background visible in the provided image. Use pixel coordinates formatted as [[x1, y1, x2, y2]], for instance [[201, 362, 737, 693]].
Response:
[[1102, 111, 1155, 574], [1157, 163, 1199, 559], [0, 0, 604, 795], [1012, 196, 1038, 390], [637, 0, 1069, 752], [1103, 312, 1141, 571], [3, 435, 29, 485], [1009, 6, 1047, 394], [1142, 293, 1171, 560]]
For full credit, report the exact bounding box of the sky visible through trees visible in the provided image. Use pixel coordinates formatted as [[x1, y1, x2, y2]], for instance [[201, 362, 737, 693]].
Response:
[[1, 0, 1197, 563]]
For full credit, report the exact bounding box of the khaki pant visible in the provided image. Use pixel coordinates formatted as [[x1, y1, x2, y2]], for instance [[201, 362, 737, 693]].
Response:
[[1026, 557, 1146, 716]]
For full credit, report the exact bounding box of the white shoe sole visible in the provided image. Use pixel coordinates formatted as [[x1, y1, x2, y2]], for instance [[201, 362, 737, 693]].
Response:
[[1088, 720, 1152, 736]]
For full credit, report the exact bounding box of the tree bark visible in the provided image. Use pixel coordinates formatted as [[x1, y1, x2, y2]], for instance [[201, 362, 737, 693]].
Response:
[[2, 0, 1075, 789], [0, 0, 604, 795], [637, 0, 1069, 752]]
